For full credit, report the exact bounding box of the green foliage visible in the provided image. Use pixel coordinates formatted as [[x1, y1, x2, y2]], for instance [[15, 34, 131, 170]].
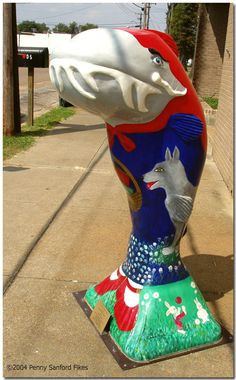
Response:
[[18, 20, 98, 35], [168, 4, 199, 68], [80, 23, 98, 32], [203, 97, 219, 110], [18, 20, 49, 33], [53, 22, 97, 34], [3, 107, 75, 160], [52, 22, 70, 33], [68, 22, 80, 35]]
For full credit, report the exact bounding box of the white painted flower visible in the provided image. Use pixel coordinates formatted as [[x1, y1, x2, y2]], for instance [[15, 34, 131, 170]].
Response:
[[144, 293, 149, 300], [153, 292, 159, 299], [159, 268, 163, 273], [195, 319, 200, 325], [191, 281, 196, 288], [168, 265, 173, 272]]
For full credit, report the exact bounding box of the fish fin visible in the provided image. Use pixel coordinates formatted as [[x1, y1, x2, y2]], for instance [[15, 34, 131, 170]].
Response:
[[167, 113, 203, 142], [166, 194, 193, 223]]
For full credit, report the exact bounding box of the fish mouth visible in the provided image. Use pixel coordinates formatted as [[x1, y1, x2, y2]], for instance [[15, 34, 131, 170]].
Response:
[[49, 58, 161, 113], [146, 180, 158, 190], [151, 72, 187, 97]]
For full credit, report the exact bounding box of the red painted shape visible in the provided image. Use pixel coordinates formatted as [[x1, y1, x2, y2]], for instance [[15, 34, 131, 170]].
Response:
[[95, 270, 125, 296], [18, 53, 27, 59], [114, 280, 139, 332], [174, 311, 186, 330], [115, 166, 130, 187], [175, 296, 182, 304], [107, 28, 207, 152], [146, 181, 157, 190]]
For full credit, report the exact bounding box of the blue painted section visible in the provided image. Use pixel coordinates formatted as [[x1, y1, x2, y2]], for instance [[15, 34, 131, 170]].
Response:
[[167, 113, 203, 142], [110, 114, 205, 285], [122, 234, 190, 286]]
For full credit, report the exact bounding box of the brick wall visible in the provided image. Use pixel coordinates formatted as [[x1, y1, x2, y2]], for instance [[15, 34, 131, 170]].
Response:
[[193, 4, 229, 98], [212, 4, 233, 194]]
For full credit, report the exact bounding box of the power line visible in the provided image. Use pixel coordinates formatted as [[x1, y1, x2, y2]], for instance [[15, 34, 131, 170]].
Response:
[[120, 3, 137, 15], [98, 22, 138, 26], [115, 3, 136, 17], [20, 4, 101, 21], [115, 3, 132, 17], [149, 16, 162, 31], [132, 3, 144, 9]]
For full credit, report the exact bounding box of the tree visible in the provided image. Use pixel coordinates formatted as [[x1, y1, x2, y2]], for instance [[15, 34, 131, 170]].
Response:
[[52, 23, 69, 33], [53, 22, 98, 34], [68, 22, 80, 35], [79, 23, 98, 32], [167, 4, 199, 69], [18, 20, 49, 33]]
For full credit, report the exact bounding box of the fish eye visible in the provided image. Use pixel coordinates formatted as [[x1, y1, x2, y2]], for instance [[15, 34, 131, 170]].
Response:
[[152, 56, 163, 66], [154, 167, 164, 172]]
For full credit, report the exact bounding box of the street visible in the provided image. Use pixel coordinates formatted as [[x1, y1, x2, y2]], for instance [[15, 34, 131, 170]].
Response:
[[19, 66, 59, 122]]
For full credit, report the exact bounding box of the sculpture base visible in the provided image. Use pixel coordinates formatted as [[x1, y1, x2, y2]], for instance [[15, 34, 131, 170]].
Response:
[[73, 289, 233, 370]]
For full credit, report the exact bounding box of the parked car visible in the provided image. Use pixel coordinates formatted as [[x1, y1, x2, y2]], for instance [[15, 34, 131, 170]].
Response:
[[59, 97, 73, 107]]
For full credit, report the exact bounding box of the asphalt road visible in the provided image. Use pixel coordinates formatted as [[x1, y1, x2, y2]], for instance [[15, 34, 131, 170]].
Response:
[[19, 67, 59, 122]]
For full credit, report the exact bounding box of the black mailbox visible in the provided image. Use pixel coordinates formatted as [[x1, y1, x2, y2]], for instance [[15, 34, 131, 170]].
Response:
[[17, 47, 49, 68]]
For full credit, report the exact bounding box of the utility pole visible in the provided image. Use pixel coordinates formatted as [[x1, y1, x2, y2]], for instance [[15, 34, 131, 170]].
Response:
[[3, 3, 21, 136], [143, 3, 151, 29], [139, 12, 143, 29]]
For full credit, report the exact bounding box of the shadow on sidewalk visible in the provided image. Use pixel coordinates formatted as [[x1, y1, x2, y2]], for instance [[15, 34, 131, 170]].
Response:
[[182, 226, 233, 347], [183, 252, 233, 302], [183, 226, 233, 301], [47, 123, 105, 135], [3, 166, 30, 172]]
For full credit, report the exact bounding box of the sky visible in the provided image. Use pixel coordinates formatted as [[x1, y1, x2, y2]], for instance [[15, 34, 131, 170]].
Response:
[[16, 3, 168, 32]]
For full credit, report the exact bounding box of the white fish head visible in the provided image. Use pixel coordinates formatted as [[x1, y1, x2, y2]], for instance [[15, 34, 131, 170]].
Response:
[[50, 28, 187, 126]]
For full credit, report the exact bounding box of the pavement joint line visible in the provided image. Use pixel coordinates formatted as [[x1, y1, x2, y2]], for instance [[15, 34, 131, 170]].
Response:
[[3, 138, 109, 295], [15, 275, 96, 284]]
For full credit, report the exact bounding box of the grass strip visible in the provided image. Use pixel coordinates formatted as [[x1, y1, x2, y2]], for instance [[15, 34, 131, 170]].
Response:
[[3, 106, 76, 160], [203, 97, 218, 110]]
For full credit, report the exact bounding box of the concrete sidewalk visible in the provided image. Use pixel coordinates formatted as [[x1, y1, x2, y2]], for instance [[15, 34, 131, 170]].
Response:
[[3, 109, 233, 377]]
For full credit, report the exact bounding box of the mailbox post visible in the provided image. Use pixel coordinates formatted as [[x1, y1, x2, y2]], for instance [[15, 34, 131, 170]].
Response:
[[17, 47, 49, 126], [28, 66, 34, 126]]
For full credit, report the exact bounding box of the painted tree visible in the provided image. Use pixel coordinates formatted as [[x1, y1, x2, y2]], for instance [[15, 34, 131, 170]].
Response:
[[167, 4, 199, 69]]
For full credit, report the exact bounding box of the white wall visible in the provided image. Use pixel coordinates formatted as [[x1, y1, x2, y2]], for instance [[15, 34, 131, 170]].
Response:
[[17, 33, 73, 53]]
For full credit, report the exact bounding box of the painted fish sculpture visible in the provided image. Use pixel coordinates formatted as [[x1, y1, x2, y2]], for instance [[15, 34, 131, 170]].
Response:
[[50, 28, 222, 361]]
